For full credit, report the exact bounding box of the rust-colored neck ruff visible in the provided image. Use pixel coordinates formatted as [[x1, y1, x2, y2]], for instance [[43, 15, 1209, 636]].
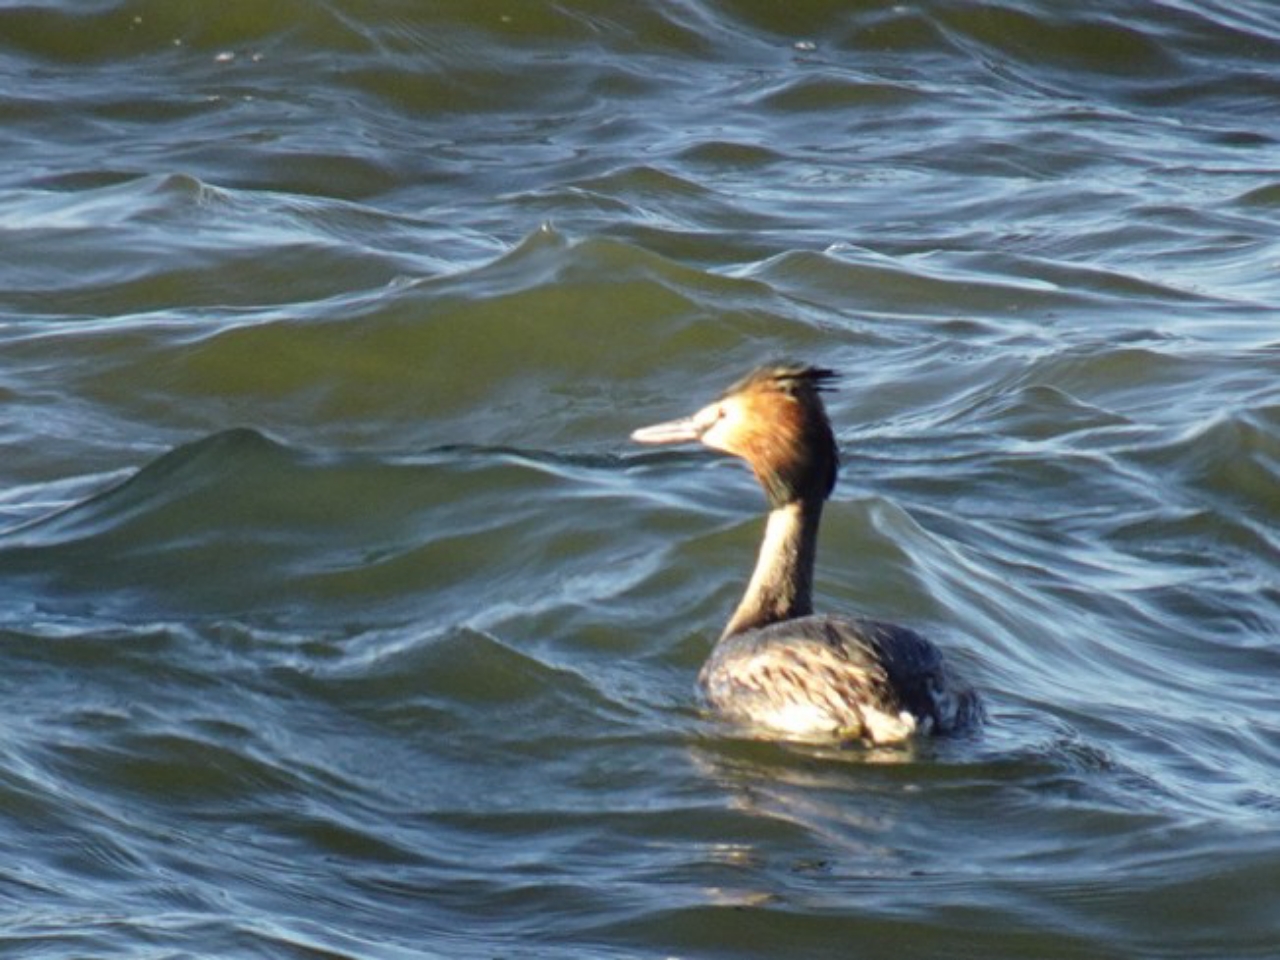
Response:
[[713, 367, 838, 510], [722, 499, 823, 638]]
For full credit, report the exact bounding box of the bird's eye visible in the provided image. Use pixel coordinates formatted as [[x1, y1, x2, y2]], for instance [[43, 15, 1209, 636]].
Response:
[[695, 404, 724, 431]]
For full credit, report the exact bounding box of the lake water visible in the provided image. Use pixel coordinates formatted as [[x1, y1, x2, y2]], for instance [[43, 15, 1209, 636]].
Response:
[[2, 1, 1279, 957]]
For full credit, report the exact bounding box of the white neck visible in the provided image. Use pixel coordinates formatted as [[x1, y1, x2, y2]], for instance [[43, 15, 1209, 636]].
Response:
[[722, 499, 822, 638]]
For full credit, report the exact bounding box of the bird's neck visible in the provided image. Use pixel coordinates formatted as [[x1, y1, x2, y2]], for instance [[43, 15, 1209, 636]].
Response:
[[722, 499, 823, 638]]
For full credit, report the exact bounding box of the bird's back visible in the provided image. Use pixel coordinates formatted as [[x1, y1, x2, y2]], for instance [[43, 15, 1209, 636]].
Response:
[[698, 615, 978, 745]]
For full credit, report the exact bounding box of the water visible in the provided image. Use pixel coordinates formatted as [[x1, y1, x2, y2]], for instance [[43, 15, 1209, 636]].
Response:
[[2, 1, 1279, 956]]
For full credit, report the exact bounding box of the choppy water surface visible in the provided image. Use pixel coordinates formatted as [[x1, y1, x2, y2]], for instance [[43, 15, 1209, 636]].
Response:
[[2, 1, 1279, 957]]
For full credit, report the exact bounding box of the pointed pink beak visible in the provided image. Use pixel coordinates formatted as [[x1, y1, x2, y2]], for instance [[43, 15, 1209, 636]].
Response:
[[631, 416, 703, 445]]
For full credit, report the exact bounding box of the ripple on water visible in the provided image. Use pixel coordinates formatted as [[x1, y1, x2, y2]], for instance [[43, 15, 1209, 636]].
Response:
[[2, 0, 1280, 957]]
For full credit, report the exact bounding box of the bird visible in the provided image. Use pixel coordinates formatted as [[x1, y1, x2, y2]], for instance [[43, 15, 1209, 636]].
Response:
[[631, 362, 979, 746]]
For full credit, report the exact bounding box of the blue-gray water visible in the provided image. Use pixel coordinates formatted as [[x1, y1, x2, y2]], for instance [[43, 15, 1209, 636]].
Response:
[[2, 2, 1279, 957]]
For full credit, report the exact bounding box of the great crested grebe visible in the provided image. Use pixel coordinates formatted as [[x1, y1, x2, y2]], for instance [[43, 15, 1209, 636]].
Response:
[[632, 363, 979, 745]]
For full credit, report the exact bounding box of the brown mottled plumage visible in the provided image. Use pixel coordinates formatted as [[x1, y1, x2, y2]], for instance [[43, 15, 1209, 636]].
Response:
[[632, 362, 979, 745]]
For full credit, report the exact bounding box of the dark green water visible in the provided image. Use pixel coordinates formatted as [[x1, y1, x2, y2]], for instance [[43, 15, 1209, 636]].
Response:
[[2, 2, 1279, 957]]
